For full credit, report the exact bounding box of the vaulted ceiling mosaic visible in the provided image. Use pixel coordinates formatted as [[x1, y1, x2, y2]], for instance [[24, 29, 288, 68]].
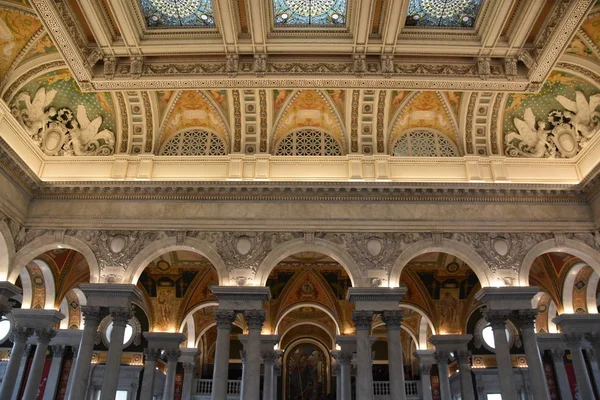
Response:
[[1, 0, 600, 164]]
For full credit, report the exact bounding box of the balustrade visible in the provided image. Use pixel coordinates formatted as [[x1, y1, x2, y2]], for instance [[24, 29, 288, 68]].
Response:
[[194, 379, 242, 395]]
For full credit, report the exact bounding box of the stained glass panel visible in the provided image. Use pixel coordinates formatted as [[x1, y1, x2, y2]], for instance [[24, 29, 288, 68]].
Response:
[[406, 0, 484, 28], [138, 0, 215, 28], [273, 0, 347, 26]]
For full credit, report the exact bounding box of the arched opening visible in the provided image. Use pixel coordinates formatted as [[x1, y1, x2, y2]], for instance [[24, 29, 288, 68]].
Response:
[[0, 221, 13, 281], [371, 317, 421, 382], [264, 251, 352, 399]]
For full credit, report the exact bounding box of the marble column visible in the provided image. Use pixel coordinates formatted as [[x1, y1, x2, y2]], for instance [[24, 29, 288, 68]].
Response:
[[139, 348, 160, 400], [100, 307, 134, 400], [332, 363, 341, 400], [64, 345, 78, 398], [549, 348, 572, 400], [211, 309, 236, 400], [11, 344, 32, 400], [382, 310, 406, 400], [352, 310, 374, 400], [241, 309, 266, 400], [332, 350, 353, 400], [274, 362, 281, 400], [434, 351, 451, 400], [163, 349, 181, 400], [22, 328, 56, 400], [564, 333, 595, 400], [513, 310, 551, 400], [584, 349, 600, 390], [0, 327, 33, 400], [484, 310, 518, 400], [68, 306, 105, 400], [456, 351, 475, 400], [42, 344, 66, 400], [182, 362, 195, 400], [419, 364, 433, 400], [262, 350, 277, 400]]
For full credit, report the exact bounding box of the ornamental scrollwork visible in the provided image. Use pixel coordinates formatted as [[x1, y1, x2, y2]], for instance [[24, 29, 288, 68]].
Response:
[[216, 232, 302, 272], [449, 233, 552, 273]]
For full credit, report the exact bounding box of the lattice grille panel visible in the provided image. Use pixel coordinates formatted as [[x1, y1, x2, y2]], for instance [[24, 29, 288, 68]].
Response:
[[392, 130, 458, 157], [275, 129, 343, 156], [160, 129, 226, 156]]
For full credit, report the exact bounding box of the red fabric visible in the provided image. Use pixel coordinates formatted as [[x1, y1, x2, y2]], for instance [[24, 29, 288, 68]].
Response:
[[544, 361, 559, 399], [174, 373, 183, 400], [35, 359, 53, 400], [55, 359, 73, 400], [431, 375, 441, 400], [565, 363, 579, 398]]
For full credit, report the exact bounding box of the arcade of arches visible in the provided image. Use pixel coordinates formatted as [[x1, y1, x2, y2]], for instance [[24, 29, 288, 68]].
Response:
[[4, 0, 600, 399]]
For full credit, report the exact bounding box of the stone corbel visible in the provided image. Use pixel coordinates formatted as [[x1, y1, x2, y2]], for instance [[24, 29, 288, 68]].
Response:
[[347, 154, 364, 180], [226, 54, 239, 77]]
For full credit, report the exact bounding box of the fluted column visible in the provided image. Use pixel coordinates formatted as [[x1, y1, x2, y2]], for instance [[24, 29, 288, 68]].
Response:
[[0, 327, 33, 400], [42, 344, 66, 400], [513, 310, 550, 400], [483, 310, 518, 400], [68, 306, 105, 400], [100, 307, 134, 400], [382, 310, 406, 400], [456, 351, 475, 400], [241, 310, 266, 400], [549, 348, 572, 400], [434, 351, 451, 400], [564, 333, 595, 400], [139, 348, 160, 400], [163, 349, 181, 400], [182, 362, 195, 400], [211, 309, 236, 400], [23, 328, 56, 400], [419, 364, 433, 400], [332, 351, 353, 400], [352, 311, 374, 400], [262, 350, 277, 400]]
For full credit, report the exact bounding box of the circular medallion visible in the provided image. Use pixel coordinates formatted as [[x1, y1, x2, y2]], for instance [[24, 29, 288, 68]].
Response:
[[109, 235, 127, 254], [366, 238, 383, 256], [492, 237, 509, 256], [236, 236, 252, 255]]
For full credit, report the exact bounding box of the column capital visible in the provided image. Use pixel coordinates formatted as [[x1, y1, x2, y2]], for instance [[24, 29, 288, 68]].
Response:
[[214, 309, 236, 329], [10, 326, 33, 343], [144, 347, 161, 362], [585, 332, 600, 346], [183, 362, 195, 374], [456, 350, 471, 365], [482, 308, 510, 330], [51, 344, 66, 357], [36, 328, 56, 344], [244, 309, 266, 331], [332, 350, 353, 365], [513, 309, 537, 329], [351, 310, 373, 331], [81, 305, 106, 326], [381, 310, 404, 329], [550, 348, 565, 361], [261, 350, 279, 365], [434, 351, 450, 364], [563, 332, 584, 348], [109, 307, 133, 327], [419, 364, 432, 375], [165, 349, 181, 362]]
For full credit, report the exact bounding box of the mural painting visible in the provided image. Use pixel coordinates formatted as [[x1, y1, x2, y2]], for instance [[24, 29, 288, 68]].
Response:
[[286, 342, 328, 400], [18, 33, 57, 67], [581, 12, 600, 50], [564, 35, 597, 59], [0, 8, 41, 77]]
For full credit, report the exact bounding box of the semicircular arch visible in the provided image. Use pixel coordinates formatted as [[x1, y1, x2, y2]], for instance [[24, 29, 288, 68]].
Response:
[[127, 236, 229, 286], [255, 238, 366, 287], [0, 220, 15, 281], [274, 302, 341, 336], [11, 234, 100, 284], [389, 238, 492, 288]]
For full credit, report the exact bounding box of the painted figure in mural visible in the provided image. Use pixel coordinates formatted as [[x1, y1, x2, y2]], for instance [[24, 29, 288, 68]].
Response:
[[287, 344, 325, 400]]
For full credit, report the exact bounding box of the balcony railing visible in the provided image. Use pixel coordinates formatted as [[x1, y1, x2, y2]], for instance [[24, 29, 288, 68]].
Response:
[[193, 379, 420, 399], [193, 379, 241, 395], [373, 381, 421, 399]]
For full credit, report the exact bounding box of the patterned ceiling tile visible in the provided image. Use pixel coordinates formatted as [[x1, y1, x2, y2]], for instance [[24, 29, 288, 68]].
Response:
[[273, 0, 347, 26], [138, 0, 215, 28], [406, 0, 484, 28]]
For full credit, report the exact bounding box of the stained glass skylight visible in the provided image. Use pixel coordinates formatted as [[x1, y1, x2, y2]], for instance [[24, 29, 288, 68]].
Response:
[[273, 0, 347, 26], [139, 0, 215, 28], [406, 0, 484, 28]]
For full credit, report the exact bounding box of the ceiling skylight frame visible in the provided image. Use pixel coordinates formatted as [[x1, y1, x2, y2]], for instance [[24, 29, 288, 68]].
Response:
[[270, 0, 351, 31]]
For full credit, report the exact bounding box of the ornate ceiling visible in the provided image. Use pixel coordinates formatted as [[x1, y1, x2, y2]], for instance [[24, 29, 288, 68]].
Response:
[[0, 0, 600, 185]]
